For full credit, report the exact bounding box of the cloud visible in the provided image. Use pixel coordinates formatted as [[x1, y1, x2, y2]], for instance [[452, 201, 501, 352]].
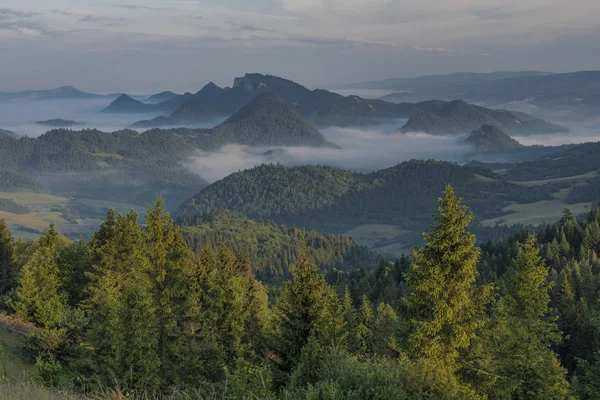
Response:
[[413, 46, 453, 53], [112, 4, 177, 12], [0, 7, 51, 37]]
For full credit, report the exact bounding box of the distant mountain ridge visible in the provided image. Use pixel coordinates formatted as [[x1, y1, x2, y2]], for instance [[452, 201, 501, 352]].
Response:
[[344, 71, 553, 91], [146, 91, 180, 103], [102, 94, 157, 114], [118, 73, 565, 135], [0, 86, 119, 101], [347, 70, 600, 120]]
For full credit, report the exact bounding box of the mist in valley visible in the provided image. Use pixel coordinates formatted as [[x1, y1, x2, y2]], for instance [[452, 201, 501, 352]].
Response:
[[185, 124, 476, 184], [0, 98, 223, 137]]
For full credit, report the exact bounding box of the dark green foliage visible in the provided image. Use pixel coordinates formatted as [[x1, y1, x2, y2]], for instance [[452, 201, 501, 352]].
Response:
[[0, 219, 16, 297], [5, 193, 600, 398], [489, 236, 571, 398], [504, 142, 600, 181], [404, 186, 493, 370], [0, 170, 42, 192], [15, 246, 65, 328], [181, 209, 374, 283], [272, 248, 343, 386], [177, 160, 554, 234], [0, 198, 31, 214], [284, 347, 409, 400]]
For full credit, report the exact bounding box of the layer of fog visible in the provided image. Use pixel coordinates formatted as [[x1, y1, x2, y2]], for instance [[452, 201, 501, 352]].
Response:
[[0, 98, 221, 137], [186, 124, 474, 183], [514, 120, 600, 146]]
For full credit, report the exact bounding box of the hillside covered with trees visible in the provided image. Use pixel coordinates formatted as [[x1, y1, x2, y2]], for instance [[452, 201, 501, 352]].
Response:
[[177, 160, 555, 233], [2, 188, 600, 398]]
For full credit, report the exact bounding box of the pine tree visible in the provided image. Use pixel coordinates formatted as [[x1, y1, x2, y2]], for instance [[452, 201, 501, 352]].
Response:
[[372, 302, 398, 356], [272, 248, 339, 386], [84, 210, 158, 388], [0, 219, 16, 296], [356, 295, 374, 355], [144, 198, 193, 385], [39, 222, 61, 249], [15, 247, 65, 328], [492, 235, 571, 399], [404, 185, 493, 369]]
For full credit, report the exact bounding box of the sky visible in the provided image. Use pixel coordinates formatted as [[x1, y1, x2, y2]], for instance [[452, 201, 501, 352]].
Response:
[[1, 0, 599, 93]]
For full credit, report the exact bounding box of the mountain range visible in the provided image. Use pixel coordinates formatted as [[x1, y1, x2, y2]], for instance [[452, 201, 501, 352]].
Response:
[[346, 70, 600, 120], [0, 86, 119, 101], [99, 73, 566, 135]]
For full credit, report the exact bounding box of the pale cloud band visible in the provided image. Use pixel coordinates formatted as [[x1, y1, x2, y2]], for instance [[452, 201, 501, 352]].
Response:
[[0, 0, 598, 92]]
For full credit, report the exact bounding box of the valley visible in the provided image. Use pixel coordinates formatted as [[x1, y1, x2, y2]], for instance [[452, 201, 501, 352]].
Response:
[[1, 72, 599, 256]]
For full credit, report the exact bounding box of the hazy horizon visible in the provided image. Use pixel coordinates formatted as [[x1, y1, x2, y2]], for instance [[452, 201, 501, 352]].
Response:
[[1, 0, 599, 93]]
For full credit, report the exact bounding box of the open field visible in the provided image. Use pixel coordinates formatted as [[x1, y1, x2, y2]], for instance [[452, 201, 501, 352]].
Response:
[[481, 188, 592, 227], [509, 171, 600, 186], [0, 192, 68, 208], [0, 191, 147, 240], [0, 211, 67, 229]]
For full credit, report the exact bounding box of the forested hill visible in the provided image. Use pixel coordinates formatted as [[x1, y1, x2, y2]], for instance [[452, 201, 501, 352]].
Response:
[[181, 209, 375, 284], [399, 100, 567, 136], [177, 160, 554, 233], [0, 171, 42, 192], [503, 141, 600, 181], [0, 100, 335, 173], [0, 128, 18, 139], [4, 191, 600, 398], [212, 93, 338, 148], [464, 124, 522, 154]]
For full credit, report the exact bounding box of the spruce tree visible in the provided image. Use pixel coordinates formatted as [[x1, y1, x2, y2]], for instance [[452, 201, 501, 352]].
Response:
[[272, 248, 340, 385], [493, 235, 571, 399], [85, 210, 158, 388], [144, 198, 193, 385], [404, 185, 493, 369], [15, 247, 65, 328], [0, 219, 16, 296]]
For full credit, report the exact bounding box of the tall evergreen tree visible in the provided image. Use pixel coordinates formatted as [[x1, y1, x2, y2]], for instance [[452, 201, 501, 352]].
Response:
[[15, 247, 65, 328], [0, 219, 16, 297], [492, 235, 571, 399], [144, 198, 193, 385], [272, 248, 341, 386], [84, 210, 157, 388], [404, 185, 493, 370]]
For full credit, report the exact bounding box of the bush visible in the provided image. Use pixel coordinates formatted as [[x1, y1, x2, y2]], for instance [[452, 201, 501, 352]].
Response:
[[284, 347, 409, 400]]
